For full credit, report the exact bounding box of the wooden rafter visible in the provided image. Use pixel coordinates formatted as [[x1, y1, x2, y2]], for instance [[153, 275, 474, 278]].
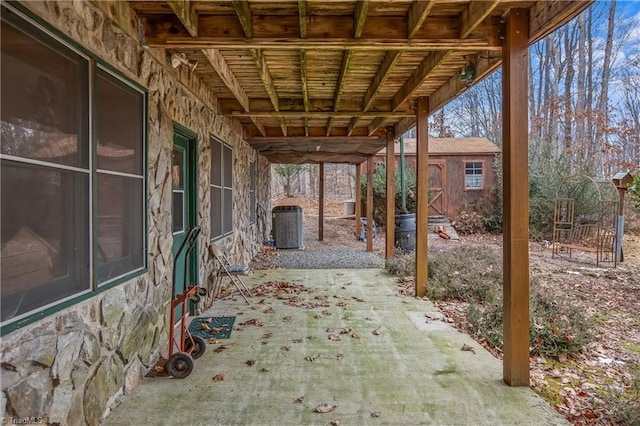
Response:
[[232, 0, 252, 38], [392, 50, 450, 112], [166, 0, 198, 37], [461, 0, 501, 39], [407, 0, 436, 39], [327, 0, 369, 136], [231, 111, 413, 119], [232, 1, 286, 137], [298, 0, 307, 38], [202, 48, 265, 136], [299, 1, 308, 135]]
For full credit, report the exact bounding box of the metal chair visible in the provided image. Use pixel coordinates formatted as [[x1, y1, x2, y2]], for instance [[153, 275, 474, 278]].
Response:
[[209, 244, 253, 304]]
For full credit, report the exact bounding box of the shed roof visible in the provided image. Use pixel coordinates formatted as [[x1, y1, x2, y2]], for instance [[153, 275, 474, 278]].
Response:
[[378, 137, 501, 156], [128, 0, 591, 164]]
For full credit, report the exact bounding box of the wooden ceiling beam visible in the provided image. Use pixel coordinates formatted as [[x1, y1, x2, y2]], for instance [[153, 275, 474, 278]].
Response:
[[202, 48, 265, 136], [260, 126, 376, 138], [220, 98, 408, 114], [529, 0, 593, 43], [429, 51, 502, 115], [363, 51, 403, 112], [354, 0, 370, 39], [407, 0, 436, 39], [144, 37, 498, 51], [461, 0, 501, 39], [230, 111, 413, 119], [166, 0, 198, 37]]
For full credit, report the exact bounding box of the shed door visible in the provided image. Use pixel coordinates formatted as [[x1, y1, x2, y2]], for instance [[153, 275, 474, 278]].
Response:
[[428, 161, 446, 215]]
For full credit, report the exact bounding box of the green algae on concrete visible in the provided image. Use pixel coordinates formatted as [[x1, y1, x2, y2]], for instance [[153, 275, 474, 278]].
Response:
[[105, 268, 567, 426]]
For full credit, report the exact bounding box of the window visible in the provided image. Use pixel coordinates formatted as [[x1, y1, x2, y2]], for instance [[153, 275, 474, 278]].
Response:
[[249, 160, 256, 224], [0, 5, 146, 327], [465, 161, 484, 190], [210, 137, 233, 239]]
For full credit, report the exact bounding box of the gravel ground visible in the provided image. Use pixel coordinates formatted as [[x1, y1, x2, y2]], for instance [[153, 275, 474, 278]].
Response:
[[267, 246, 385, 269]]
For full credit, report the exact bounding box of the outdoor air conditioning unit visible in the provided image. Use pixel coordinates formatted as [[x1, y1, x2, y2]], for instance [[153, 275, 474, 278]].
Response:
[[272, 205, 304, 249]]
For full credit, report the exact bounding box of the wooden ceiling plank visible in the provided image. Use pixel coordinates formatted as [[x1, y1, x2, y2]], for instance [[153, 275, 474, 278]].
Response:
[[460, 0, 501, 39], [407, 0, 436, 39], [391, 50, 450, 112], [232, 0, 253, 38], [167, 0, 198, 37]]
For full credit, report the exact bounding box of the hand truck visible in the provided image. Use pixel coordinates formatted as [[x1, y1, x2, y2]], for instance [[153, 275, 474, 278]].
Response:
[[166, 226, 208, 378]]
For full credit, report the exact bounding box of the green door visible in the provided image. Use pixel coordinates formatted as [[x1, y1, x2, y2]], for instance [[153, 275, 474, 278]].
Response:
[[172, 125, 198, 321]]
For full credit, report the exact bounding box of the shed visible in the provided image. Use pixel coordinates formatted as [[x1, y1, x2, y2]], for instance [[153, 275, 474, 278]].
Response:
[[377, 137, 501, 217]]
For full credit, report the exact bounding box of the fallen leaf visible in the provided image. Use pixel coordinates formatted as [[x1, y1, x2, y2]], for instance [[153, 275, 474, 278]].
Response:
[[314, 403, 337, 413], [200, 322, 211, 331], [153, 365, 165, 372], [328, 333, 342, 341], [293, 396, 304, 404], [259, 368, 270, 373], [212, 373, 225, 382], [370, 412, 381, 417], [340, 327, 352, 334], [240, 319, 263, 327], [321, 310, 332, 316], [246, 359, 256, 366], [461, 343, 476, 354], [336, 353, 344, 361], [305, 354, 320, 362], [213, 344, 234, 353], [206, 338, 219, 344], [330, 420, 340, 426], [293, 338, 303, 343], [283, 316, 293, 323], [263, 332, 273, 339], [558, 353, 568, 363], [352, 333, 361, 339], [281, 345, 290, 351], [372, 327, 381, 336]]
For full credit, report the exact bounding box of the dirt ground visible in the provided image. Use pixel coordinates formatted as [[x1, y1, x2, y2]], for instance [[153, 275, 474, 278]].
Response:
[[271, 194, 640, 425]]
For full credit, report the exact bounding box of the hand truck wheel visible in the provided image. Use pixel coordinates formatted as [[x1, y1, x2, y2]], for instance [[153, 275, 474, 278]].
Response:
[[188, 293, 201, 304], [166, 352, 194, 379], [185, 335, 207, 359], [197, 287, 208, 297]]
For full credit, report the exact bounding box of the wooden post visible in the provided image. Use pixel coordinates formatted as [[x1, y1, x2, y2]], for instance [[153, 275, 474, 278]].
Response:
[[386, 127, 396, 259], [319, 162, 324, 241], [366, 156, 374, 252], [502, 8, 530, 387], [415, 97, 429, 297], [355, 163, 362, 237]]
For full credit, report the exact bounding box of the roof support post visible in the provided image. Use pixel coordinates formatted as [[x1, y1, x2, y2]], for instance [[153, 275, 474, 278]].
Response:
[[415, 97, 429, 297], [502, 8, 530, 387], [366, 156, 374, 252], [319, 162, 324, 241], [355, 163, 362, 237], [385, 127, 396, 259]]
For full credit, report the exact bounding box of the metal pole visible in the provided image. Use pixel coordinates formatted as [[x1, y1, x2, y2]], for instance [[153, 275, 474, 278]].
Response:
[[400, 135, 407, 213]]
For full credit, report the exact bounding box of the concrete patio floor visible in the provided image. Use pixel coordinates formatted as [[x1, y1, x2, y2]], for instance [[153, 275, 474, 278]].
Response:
[[105, 268, 566, 426]]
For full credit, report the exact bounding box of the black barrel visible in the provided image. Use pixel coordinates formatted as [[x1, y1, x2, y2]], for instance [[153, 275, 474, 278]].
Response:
[[395, 213, 416, 252]]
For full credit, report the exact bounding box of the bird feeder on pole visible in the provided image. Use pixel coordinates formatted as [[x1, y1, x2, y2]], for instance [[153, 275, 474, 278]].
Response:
[[612, 171, 634, 262]]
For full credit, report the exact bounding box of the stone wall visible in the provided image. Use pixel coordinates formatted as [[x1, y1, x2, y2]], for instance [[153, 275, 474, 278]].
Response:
[[0, 1, 270, 425]]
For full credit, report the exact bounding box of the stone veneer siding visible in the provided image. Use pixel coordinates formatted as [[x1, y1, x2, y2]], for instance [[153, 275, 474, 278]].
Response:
[[0, 1, 271, 424]]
